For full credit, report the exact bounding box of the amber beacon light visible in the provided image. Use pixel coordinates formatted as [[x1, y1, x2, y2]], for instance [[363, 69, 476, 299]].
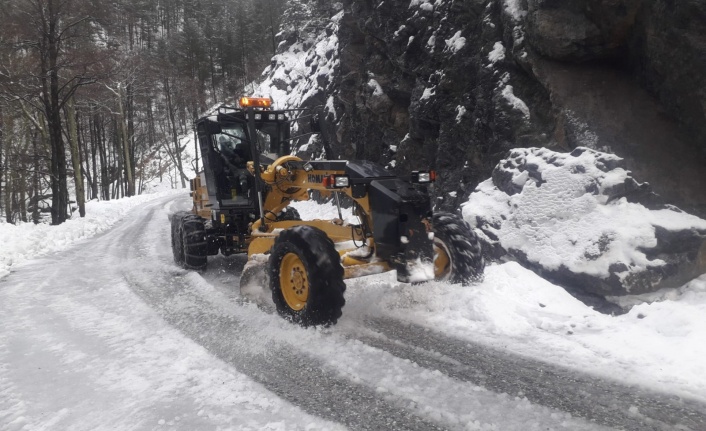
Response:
[[239, 96, 272, 108]]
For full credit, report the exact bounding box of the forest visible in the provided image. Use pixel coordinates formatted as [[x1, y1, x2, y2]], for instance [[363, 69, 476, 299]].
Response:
[[0, 0, 294, 225]]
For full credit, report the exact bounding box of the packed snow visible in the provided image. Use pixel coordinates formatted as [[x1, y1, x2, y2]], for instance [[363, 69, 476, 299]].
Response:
[[367, 78, 385, 97], [2, 189, 706, 415], [502, 0, 527, 22], [420, 86, 436, 101], [488, 41, 506, 65], [288, 201, 706, 405], [444, 31, 466, 54], [0, 191, 182, 279], [455, 105, 467, 123]]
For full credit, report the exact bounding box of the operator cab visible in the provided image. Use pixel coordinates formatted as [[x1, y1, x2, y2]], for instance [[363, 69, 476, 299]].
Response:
[[214, 124, 252, 205], [194, 97, 292, 214]]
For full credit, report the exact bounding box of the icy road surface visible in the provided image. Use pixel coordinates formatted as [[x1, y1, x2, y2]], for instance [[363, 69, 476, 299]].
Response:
[[1, 195, 705, 430]]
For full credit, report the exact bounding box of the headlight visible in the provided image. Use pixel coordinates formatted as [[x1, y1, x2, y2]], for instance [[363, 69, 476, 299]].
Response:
[[322, 175, 350, 189], [411, 170, 436, 184], [334, 176, 350, 188]]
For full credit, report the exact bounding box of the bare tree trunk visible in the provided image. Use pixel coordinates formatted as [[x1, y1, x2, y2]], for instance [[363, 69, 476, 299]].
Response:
[[18, 162, 27, 222], [0, 107, 4, 219], [41, 1, 69, 225], [66, 96, 86, 217], [127, 83, 136, 192], [4, 131, 13, 223], [209, 43, 218, 104], [113, 119, 124, 199], [89, 112, 99, 200], [117, 84, 135, 196], [268, 0, 277, 55], [194, 126, 199, 173], [96, 113, 110, 200], [32, 133, 41, 224], [79, 110, 93, 200], [163, 76, 188, 188]]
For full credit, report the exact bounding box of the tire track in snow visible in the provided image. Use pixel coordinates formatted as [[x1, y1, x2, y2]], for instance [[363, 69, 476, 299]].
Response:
[[123, 197, 621, 431], [120, 197, 446, 431], [117, 195, 705, 430], [1, 196, 346, 431], [125, 197, 620, 430], [354, 317, 706, 431]]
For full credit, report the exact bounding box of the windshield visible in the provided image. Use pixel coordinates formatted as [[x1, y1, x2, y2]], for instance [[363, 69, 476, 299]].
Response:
[[214, 124, 251, 162]]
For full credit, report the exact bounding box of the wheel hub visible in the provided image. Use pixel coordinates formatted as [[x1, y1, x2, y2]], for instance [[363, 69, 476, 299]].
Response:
[[280, 253, 309, 311], [433, 240, 451, 280]]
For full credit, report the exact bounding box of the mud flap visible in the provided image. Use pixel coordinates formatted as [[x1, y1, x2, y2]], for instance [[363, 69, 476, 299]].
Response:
[[239, 254, 273, 309]]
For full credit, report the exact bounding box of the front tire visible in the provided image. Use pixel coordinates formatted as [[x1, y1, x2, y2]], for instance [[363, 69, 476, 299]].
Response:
[[432, 212, 484, 284], [268, 225, 345, 326]]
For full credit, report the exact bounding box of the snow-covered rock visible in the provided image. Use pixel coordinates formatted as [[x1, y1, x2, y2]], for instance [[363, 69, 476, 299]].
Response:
[[253, 8, 342, 161], [462, 147, 706, 297]]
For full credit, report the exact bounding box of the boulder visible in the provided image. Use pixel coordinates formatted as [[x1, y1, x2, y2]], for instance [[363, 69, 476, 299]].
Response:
[[463, 147, 706, 297], [525, 0, 641, 61]]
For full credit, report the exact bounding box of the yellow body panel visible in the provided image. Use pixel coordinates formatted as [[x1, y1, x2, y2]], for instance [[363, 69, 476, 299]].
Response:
[[192, 154, 395, 280], [190, 175, 211, 219], [247, 219, 365, 257]]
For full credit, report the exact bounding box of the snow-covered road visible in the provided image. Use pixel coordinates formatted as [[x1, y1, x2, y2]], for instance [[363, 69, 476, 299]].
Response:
[[1, 195, 705, 430]]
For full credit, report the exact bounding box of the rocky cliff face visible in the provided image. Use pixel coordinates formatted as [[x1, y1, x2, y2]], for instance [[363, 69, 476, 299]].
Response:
[[261, 0, 706, 217], [257, 0, 706, 299]]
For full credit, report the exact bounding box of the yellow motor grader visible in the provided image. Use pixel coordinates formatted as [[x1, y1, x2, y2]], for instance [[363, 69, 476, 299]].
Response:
[[171, 97, 484, 326]]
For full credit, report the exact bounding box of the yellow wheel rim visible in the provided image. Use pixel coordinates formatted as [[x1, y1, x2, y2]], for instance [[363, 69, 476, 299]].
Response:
[[280, 253, 309, 311], [433, 240, 451, 279]]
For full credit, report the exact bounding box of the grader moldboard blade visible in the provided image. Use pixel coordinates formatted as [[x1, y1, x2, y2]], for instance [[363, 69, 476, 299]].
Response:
[[239, 256, 272, 309]]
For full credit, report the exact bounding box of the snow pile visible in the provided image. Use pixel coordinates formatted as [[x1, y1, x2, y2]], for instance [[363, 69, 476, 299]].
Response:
[[345, 262, 706, 403], [497, 72, 530, 119], [444, 30, 466, 53], [0, 190, 182, 278], [487, 41, 506, 64], [501, 0, 528, 47], [462, 147, 706, 296], [289, 199, 356, 223]]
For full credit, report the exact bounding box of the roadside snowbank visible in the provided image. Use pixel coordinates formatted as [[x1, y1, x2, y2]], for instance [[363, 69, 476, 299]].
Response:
[[0, 190, 182, 279], [462, 147, 706, 296], [345, 262, 706, 403], [293, 198, 706, 402]]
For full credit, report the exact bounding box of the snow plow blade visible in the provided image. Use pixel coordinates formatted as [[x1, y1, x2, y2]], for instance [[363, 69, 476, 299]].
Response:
[[239, 256, 271, 307]]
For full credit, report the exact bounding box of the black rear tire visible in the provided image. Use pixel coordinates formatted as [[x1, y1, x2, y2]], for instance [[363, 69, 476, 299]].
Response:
[[268, 225, 345, 326], [432, 212, 484, 285], [171, 211, 187, 266], [181, 214, 208, 270]]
